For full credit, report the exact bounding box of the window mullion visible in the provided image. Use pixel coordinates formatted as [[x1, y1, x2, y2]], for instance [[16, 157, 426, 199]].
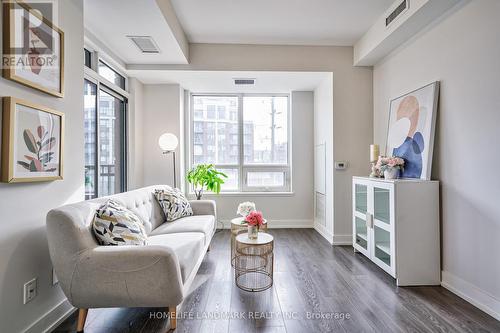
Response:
[[95, 81, 101, 197], [238, 94, 244, 192]]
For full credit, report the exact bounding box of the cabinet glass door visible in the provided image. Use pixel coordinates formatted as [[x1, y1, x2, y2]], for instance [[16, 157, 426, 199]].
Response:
[[374, 187, 390, 224], [374, 226, 391, 267], [355, 184, 368, 214], [355, 217, 368, 250]]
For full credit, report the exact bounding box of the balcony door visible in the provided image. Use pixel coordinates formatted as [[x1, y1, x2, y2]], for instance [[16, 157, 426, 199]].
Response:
[[84, 79, 127, 199]]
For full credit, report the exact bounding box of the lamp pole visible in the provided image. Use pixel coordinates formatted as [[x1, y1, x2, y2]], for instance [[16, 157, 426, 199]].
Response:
[[158, 133, 179, 189], [163, 151, 176, 189]]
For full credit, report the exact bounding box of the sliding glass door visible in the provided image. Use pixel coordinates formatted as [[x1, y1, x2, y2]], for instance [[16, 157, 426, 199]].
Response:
[[98, 89, 126, 197], [84, 79, 127, 199]]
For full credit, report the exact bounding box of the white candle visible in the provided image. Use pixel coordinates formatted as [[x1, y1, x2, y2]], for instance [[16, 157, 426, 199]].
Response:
[[370, 144, 379, 162]]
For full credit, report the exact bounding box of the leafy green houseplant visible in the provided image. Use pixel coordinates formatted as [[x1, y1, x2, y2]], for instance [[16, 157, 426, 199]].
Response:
[[187, 164, 227, 200]]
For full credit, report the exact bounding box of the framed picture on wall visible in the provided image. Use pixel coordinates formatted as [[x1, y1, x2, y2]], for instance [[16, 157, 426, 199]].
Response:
[[2, 0, 65, 97], [385, 81, 440, 180], [1, 97, 64, 183]]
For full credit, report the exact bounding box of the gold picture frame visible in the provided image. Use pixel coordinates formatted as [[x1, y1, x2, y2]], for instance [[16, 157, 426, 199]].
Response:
[[1, 97, 64, 183], [2, 0, 65, 97]]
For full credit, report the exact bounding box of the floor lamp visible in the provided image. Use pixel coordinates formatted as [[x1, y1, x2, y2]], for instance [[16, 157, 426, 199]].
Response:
[[158, 133, 179, 188]]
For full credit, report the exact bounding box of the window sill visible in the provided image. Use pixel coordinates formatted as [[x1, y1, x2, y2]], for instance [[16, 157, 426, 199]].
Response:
[[187, 192, 295, 198]]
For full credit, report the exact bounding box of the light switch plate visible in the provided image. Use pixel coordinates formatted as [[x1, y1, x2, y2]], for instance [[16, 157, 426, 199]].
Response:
[[334, 161, 348, 170], [24, 278, 37, 304]]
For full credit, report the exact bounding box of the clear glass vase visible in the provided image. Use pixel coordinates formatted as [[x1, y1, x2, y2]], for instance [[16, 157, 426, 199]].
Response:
[[248, 225, 258, 239]]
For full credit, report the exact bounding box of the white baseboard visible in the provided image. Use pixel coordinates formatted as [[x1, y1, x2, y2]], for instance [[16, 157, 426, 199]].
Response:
[[219, 219, 313, 229], [24, 298, 75, 333], [313, 223, 333, 244], [332, 234, 353, 245], [441, 270, 500, 321]]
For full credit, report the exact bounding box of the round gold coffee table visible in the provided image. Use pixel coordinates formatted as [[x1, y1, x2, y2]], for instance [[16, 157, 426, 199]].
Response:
[[234, 233, 274, 292], [230, 217, 267, 267]]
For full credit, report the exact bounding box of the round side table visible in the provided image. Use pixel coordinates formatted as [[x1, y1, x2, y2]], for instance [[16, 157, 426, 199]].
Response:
[[234, 232, 274, 292], [230, 217, 267, 267]]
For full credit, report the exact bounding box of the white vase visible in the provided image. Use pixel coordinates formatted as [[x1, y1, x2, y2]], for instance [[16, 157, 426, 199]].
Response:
[[248, 225, 258, 239], [384, 168, 400, 179]]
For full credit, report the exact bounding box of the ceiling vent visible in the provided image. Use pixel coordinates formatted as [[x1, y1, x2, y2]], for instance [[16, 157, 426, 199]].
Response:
[[385, 0, 409, 27], [127, 36, 160, 54], [233, 78, 256, 85]]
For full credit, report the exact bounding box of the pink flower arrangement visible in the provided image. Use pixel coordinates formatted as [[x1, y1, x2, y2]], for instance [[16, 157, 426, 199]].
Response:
[[245, 211, 264, 228], [376, 156, 405, 172]]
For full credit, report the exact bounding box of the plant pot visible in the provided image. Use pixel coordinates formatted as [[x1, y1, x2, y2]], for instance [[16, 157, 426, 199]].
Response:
[[248, 225, 258, 239], [384, 168, 400, 180]]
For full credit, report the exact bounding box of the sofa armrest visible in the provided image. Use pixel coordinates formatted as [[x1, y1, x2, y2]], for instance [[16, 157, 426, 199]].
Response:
[[190, 200, 216, 217], [70, 245, 184, 308]]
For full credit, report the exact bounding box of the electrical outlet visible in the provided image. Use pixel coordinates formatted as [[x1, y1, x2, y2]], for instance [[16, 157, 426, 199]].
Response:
[[23, 278, 37, 304], [52, 268, 59, 285]]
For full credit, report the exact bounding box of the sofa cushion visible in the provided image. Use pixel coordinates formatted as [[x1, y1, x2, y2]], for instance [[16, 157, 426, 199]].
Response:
[[92, 200, 148, 246], [154, 188, 193, 222], [147, 233, 205, 282], [150, 215, 215, 244]]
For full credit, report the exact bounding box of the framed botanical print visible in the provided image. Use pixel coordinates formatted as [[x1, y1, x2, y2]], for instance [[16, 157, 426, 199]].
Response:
[[1, 97, 64, 183], [2, 0, 65, 97]]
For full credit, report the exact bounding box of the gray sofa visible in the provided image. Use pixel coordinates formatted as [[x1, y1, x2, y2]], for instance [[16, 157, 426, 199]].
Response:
[[46, 185, 216, 331]]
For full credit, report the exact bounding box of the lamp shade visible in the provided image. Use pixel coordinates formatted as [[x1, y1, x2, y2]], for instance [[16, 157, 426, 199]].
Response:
[[158, 133, 178, 151]]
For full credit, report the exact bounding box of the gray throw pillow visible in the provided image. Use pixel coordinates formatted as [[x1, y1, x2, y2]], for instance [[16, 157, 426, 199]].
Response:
[[92, 200, 148, 246], [154, 188, 193, 222]]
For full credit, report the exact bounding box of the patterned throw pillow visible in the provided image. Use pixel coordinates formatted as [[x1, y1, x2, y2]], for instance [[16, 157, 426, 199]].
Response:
[[154, 188, 193, 222], [92, 200, 148, 246]]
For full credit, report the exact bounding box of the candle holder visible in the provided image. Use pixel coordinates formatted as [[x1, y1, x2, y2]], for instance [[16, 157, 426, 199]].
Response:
[[369, 144, 380, 178], [370, 162, 378, 178]]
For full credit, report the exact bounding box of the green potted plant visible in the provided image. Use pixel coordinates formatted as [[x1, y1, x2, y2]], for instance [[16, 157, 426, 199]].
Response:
[[187, 164, 227, 200]]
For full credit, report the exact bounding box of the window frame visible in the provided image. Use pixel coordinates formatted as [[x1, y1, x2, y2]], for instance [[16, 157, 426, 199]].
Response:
[[188, 93, 292, 194], [84, 47, 129, 199]]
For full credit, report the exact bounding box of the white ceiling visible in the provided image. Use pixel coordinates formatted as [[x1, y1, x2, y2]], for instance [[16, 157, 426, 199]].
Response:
[[128, 70, 330, 93], [84, 0, 188, 65], [170, 0, 394, 46]]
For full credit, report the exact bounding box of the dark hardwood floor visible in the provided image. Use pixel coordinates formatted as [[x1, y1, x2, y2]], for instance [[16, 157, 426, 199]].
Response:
[[54, 229, 500, 333]]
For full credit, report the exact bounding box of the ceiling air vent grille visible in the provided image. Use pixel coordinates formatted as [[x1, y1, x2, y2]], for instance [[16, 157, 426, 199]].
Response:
[[234, 78, 256, 85], [386, 0, 409, 27], [127, 36, 160, 54]]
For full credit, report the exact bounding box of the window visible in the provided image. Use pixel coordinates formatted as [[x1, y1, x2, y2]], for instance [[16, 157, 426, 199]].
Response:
[[190, 94, 290, 192], [84, 49, 128, 199], [98, 60, 126, 90], [84, 48, 92, 68]]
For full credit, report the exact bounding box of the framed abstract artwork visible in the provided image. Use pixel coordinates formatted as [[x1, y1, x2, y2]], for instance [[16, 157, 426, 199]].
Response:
[[2, 0, 65, 97], [385, 82, 440, 180], [1, 97, 64, 183]]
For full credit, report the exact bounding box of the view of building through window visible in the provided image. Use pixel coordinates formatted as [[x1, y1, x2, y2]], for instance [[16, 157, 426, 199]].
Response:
[[84, 49, 127, 199], [191, 94, 290, 192]]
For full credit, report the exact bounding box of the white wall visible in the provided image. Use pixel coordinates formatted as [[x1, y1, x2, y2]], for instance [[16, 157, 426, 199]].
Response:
[[128, 78, 145, 189], [373, 0, 500, 319], [142, 84, 184, 188], [0, 0, 84, 332], [313, 76, 334, 240]]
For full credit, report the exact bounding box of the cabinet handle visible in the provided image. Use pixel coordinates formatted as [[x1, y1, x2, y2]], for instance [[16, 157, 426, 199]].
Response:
[[366, 213, 373, 229]]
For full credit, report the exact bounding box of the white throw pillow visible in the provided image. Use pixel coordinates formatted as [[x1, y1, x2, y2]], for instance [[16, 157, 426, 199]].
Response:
[[154, 188, 193, 222], [92, 200, 148, 246]]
